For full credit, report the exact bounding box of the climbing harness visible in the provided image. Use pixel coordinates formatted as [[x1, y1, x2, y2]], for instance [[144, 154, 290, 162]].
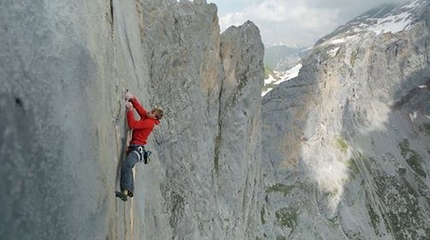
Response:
[[127, 145, 152, 164]]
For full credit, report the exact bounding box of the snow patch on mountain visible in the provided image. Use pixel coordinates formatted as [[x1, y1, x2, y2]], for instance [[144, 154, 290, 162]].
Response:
[[355, 11, 412, 34], [262, 63, 302, 96], [317, 0, 425, 47], [327, 36, 355, 45], [327, 47, 340, 57]]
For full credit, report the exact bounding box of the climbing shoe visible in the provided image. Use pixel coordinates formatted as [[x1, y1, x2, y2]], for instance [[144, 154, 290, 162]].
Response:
[[115, 191, 128, 202]]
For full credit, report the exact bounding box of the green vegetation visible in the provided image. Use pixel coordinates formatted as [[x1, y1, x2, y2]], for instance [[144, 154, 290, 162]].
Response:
[[275, 208, 298, 229], [336, 136, 348, 153], [366, 203, 380, 233], [406, 155, 426, 177], [387, 212, 407, 240], [399, 138, 410, 156], [372, 173, 423, 240], [350, 51, 358, 67], [347, 158, 360, 176], [423, 123, 430, 136], [266, 183, 295, 196], [399, 139, 426, 178]]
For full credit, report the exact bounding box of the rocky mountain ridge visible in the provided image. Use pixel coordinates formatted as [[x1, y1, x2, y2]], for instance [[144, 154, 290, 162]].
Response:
[[260, 0, 430, 239]]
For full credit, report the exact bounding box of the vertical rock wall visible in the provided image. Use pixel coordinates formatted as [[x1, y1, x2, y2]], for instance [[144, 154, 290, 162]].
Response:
[[0, 0, 118, 239], [0, 0, 264, 239], [138, 1, 264, 238]]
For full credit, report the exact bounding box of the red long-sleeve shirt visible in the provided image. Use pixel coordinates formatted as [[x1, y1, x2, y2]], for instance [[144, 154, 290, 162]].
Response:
[[126, 97, 160, 145]]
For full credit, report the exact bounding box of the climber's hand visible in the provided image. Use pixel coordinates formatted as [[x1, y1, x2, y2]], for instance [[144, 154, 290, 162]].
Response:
[[125, 92, 134, 101], [125, 101, 133, 110]]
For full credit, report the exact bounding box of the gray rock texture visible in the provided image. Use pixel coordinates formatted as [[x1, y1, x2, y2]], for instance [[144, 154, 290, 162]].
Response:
[[3, 0, 429, 239], [260, 0, 430, 239], [0, 0, 264, 239]]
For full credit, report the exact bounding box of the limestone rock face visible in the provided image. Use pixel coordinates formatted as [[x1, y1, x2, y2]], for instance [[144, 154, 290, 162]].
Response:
[[0, 0, 264, 240], [140, 2, 264, 239], [260, 1, 430, 239]]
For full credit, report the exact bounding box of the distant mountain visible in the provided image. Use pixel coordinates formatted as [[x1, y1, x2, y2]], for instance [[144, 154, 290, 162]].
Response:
[[261, 0, 430, 239], [264, 0, 429, 97], [264, 45, 309, 71], [316, 0, 428, 46], [263, 45, 310, 96]]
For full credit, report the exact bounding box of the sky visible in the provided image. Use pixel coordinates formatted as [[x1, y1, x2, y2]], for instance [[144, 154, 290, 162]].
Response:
[[208, 0, 410, 47]]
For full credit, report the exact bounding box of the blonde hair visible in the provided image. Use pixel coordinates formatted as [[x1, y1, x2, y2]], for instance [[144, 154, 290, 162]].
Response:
[[151, 107, 164, 120]]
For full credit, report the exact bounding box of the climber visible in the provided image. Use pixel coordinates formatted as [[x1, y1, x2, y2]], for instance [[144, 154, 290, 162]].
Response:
[[116, 91, 164, 202]]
